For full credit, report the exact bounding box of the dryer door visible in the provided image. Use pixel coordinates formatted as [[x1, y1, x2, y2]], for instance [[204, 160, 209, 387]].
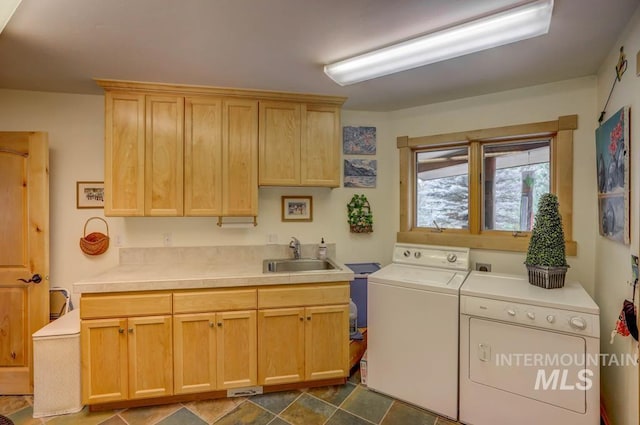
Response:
[[468, 318, 588, 413]]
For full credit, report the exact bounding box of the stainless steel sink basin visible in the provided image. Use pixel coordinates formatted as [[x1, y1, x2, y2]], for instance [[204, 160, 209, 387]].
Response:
[[263, 258, 339, 273]]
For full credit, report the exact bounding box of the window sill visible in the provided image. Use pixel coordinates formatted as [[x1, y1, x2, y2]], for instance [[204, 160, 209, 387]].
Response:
[[397, 230, 577, 256]]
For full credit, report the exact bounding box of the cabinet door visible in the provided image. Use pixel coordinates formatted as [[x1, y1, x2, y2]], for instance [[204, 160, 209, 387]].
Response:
[[81, 318, 128, 404], [258, 101, 301, 186], [216, 310, 257, 389], [104, 92, 145, 216], [184, 97, 223, 216], [128, 315, 173, 399], [301, 105, 341, 187], [305, 305, 349, 381], [223, 99, 258, 216], [173, 313, 217, 394], [258, 308, 305, 385], [145, 95, 184, 216]]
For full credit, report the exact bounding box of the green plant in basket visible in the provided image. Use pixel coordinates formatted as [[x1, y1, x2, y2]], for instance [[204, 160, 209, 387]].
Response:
[[347, 194, 373, 233], [525, 193, 568, 288]]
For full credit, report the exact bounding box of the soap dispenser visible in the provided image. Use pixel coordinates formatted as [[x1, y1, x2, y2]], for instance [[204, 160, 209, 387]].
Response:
[[318, 238, 327, 259]]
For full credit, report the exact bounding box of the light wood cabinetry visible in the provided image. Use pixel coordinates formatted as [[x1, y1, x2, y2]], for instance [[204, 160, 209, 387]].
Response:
[[104, 92, 145, 216], [98, 80, 345, 214], [259, 102, 341, 187], [81, 293, 173, 404], [80, 282, 347, 407], [145, 95, 184, 216], [173, 289, 257, 394], [257, 283, 349, 385]]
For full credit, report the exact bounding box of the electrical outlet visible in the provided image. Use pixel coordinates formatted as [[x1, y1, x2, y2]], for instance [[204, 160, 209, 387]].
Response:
[[114, 234, 123, 247], [162, 233, 172, 247], [267, 234, 278, 244], [476, 262, 492, 272]]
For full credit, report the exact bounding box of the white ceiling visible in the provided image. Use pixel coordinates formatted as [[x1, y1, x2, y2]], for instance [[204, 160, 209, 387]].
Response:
[[0, 0, 638, 111]]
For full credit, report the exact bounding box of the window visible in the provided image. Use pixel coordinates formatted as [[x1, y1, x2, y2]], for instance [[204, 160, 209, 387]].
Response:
[[398, 115, 577, 254]]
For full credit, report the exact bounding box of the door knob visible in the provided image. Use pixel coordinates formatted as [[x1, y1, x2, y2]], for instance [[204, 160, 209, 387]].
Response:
[[17, 274, 42, 284]]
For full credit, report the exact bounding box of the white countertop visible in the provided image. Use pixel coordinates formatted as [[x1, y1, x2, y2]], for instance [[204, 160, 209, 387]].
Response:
[[73, 260, 355, 294]]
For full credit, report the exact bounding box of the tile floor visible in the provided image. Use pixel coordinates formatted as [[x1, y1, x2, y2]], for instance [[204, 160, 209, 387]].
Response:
[[0, 370, 460, 425]]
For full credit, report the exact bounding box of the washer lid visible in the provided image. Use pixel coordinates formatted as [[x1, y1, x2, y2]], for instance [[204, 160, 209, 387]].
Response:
[[368, 263, 469, 294], [461, 271, 599, 314]]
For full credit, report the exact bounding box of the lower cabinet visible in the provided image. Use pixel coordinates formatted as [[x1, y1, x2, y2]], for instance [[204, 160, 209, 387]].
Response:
[[258, 305, 349, 385], [173, 310, 257, 394], [81, 315, 173, 404], [257, 284, 350, 386], [81, 283, 348, 406]]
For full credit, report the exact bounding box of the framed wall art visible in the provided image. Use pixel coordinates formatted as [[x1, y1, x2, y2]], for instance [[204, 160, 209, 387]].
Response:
[[281, 196, 313, 222], [77, 181, 105, 209], [343, 126, 376, 155], [595, 106, 630, 244]]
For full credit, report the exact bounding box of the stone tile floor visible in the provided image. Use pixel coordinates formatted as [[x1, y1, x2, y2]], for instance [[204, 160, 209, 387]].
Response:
[[0, 370, 460, 425]]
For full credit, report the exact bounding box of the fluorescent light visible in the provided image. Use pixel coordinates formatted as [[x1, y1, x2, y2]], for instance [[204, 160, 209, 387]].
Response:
[[0, 0, 22, 34], [324, 0, 553, 86]]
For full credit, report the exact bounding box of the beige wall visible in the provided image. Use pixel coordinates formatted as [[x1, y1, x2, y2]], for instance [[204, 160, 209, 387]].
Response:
[[0, 91, 394, 306], [388, 76, 599, 295], [595, 7, 640, 425]]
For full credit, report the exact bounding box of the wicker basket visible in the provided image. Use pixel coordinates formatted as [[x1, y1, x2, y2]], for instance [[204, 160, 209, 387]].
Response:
[[526, 264, 568, 289], [80, 217, 110, 256], [349, 224, 373, 233]]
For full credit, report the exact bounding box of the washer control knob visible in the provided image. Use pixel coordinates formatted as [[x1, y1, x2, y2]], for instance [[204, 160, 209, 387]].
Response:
[[507, 309, 516, 317], [569, 317, 587, 330], [526, 312, 536, 320], [546, 315, 556, 323], [446, 253, 458, 263], [414, 251, 422, 259], [403, 250, 411, 258]]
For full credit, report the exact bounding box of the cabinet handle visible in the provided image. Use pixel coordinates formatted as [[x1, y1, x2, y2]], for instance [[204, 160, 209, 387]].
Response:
[[128, 328, 134, 333], [209, 322, 215, 328], [217, 322, 223, 327], [307, 316, 311, 321], [118, 328, 124, 334], [299, 316, 304, 321], [10, 352, 16, 360]]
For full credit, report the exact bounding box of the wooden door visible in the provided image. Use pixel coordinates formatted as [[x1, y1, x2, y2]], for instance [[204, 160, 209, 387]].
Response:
[[216, 310, 257, 389], [257, 308, 305, 385], [128, 315, 173, 399], [0, 132, 49, 394], [223, 99, 258, 216], [145, 95, 184, 216], [104, 92, 145, 216], [301, 105, 341, 187], [305, 305, 349, 381], [184, 96, 223, 216], [173, 313, 217, 394], [258, 101, 301, 186], [81, 318, 128, 404]]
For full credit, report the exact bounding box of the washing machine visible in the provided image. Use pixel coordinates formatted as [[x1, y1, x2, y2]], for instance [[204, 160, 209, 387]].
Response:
[[459, 271, 600, 425], [367, 243, 470, 420]]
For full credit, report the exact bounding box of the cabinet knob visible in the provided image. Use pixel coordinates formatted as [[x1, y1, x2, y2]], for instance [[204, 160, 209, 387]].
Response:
[[307, 316, 311, 321], [299, 316, 304, 321], [10, 351, 16, 360], [128, 328, 134, 333], [217, 322, 223, 327], [209, 322, 215, 328], [118, 328, 124, 334]]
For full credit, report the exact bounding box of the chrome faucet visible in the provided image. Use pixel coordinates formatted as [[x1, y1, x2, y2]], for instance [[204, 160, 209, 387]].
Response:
[[289, 237, 301, 259]]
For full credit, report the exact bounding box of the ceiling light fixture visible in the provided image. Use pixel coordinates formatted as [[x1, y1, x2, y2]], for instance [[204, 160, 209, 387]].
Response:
[[0, 0, 22, 34], [324, 0, 554, 86]]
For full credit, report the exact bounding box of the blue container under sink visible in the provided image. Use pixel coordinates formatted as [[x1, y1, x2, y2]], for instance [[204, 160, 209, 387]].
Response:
[[345, 262, 381, 328]]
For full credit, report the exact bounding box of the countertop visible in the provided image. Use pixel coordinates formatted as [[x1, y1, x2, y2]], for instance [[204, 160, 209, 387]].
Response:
[[73, 260, 355, 294]]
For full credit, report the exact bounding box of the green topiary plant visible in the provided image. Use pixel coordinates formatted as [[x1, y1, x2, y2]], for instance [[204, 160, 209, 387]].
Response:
[[525, 193, 568, 288]]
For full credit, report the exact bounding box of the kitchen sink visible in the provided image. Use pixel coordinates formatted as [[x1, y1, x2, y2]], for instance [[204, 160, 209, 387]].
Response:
[[263, 258, 339, 273]]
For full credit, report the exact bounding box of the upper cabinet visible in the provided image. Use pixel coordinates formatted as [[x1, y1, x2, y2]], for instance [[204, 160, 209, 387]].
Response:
[[259, 102, 341, 187], [99, 80, 345, 216]]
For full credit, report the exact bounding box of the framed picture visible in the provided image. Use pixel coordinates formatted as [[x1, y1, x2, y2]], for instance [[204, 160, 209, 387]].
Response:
[[343, 126, 376, 155], [344, 159, 377, 188], [595, 106, 630, 244], [77, 181, 105, 209], [281, 196, 313, 222]]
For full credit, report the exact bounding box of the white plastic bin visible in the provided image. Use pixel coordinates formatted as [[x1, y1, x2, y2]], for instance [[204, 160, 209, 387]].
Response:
[[32, 309, 83, 418]]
